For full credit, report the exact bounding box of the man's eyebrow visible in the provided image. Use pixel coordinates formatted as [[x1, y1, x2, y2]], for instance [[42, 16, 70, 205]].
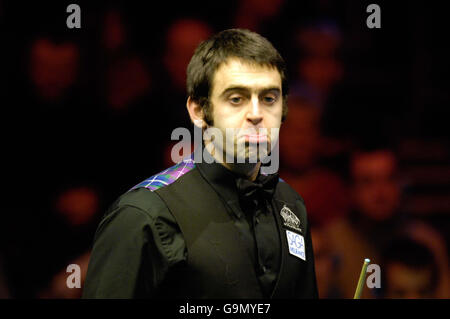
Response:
[[220, 86, 249, 97], [220, 86, 281, 97]]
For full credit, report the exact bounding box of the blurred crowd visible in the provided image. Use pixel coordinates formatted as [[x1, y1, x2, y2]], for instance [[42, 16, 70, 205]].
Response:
[[2, 0, 449, 298]]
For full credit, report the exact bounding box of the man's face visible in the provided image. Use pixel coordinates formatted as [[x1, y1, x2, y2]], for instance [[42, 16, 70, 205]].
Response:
[[385, 262, 436, 298], [351, 151, 400, 221], [206, 58, 283, 163], [279, 99, 321, 171]]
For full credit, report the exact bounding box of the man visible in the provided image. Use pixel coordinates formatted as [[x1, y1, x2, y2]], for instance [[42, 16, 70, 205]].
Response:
[[381, 237, 439, 299], [323, 146, 402, 298], [82, 29, 318, 298]]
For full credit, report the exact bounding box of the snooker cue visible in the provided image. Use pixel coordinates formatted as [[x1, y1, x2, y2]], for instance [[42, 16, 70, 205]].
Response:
[[353, 258, 370, 299]]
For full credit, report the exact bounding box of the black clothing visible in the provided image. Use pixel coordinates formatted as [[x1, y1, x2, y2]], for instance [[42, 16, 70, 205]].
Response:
[[82, 156, 318, 299], [195, 161, 281, 298]]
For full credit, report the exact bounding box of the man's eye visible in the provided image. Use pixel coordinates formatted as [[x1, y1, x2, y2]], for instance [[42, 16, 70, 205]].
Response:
[[263, 96, 276, 104], [230, 97, 242, 104]]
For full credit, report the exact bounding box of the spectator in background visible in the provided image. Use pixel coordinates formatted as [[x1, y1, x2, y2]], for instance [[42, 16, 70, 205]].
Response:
[[33, 185, 102, 298], [323, 146, 404, 298], [290, 21, 343, 109], [25, 35, 88, 148], [92, 6, 163, 194], [279, 20, 351, 229], [233, 0, 285, 34], [401, 221, 450, 298], [30, 38, 80, 103], [157, 18, 213, 133], [25, 35, 93, 181], [279, 96, 350, 227], [381, 236, 440, 298], [350, 149, 401, 225], [310, 225, 341, 298], [55, 186, 101, 228], [99, 7, 151, 112], [278, 94, 351, 298], [163, 19, 213, 94], [4, 30, 98, 297]]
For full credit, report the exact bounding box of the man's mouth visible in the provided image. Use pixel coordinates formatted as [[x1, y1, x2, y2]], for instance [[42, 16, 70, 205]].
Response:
[[243, 134, 268, 143]]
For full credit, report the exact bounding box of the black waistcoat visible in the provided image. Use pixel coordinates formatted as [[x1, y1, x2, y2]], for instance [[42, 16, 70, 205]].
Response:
[[155, 168, 310, 299]]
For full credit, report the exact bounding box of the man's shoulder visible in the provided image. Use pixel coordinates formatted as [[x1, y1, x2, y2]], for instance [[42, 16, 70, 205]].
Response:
[[128, 156, 196, 192], [113, 187, 163, 213], [276, 177, 306, 205], [105, 156, 197, 218]]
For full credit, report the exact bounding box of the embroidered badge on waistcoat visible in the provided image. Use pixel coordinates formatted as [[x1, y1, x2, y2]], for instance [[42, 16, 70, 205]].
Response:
[[280, 205, 302, 233]]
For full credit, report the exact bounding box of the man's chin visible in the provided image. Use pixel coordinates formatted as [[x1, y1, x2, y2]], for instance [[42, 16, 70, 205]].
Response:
[[209, 141, 272, 164], [232, 150, 270, 164]]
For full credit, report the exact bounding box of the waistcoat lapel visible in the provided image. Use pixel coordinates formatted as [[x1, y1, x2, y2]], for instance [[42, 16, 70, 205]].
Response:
[[156, 168, 263, 298], [270, 196, 308, 298]]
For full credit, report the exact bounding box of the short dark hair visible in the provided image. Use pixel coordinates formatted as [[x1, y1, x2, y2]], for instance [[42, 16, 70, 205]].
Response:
[[380, 237, 439, 296], [186, 28, 289, 125]]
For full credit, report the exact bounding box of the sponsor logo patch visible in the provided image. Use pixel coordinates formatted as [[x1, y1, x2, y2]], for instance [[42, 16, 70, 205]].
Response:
[[286, 230, 306, 261]]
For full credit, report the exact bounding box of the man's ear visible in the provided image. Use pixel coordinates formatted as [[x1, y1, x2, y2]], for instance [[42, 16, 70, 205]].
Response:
[[186, 96, 206, 129]]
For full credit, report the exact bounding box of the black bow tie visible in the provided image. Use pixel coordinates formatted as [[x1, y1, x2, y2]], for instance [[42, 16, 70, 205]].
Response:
[[236, 173, 279, 210]]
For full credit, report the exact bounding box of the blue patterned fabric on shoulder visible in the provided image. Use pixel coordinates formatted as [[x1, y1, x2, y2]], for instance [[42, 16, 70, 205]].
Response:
[[129, 155, 195, 192]]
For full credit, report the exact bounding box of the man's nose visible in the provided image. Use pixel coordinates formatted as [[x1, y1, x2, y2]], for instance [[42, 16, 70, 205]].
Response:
[[246, 96, 263, 125]]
